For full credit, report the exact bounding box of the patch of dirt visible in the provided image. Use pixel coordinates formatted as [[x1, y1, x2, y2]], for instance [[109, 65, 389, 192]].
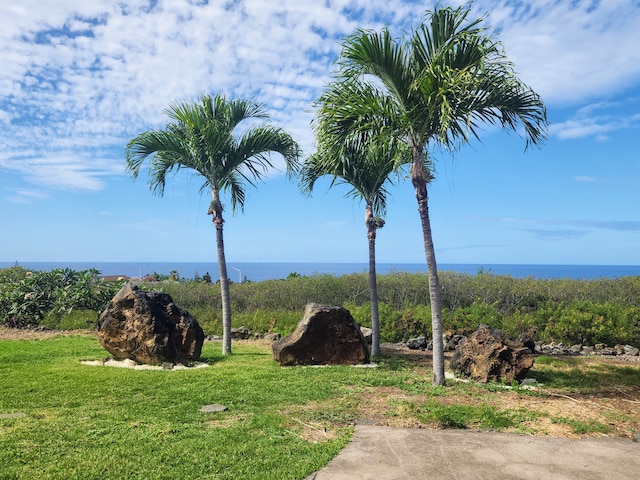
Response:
[[0, 327, 94, 340], [372, 343, 640, 438], [280, 343, 639, 438], [206, 413, 253, 429]]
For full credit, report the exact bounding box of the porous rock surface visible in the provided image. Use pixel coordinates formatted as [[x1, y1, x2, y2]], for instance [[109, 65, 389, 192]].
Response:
[[272, 303, 370, 366], [450, 324, 534, 383], [96, 283, 204, 364]]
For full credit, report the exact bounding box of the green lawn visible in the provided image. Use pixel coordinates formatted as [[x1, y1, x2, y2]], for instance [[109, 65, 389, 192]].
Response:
[[2, 334, 639, 479], [0, 335, 358, 479]]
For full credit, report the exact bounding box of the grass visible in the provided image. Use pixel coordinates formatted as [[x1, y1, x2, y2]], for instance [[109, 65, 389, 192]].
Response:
[[550, 416, 613, 435], [414, 401, 541, 430], [0, 336, 353, 479], [1, 334, 639, 479], [531, 355, 640, 392]]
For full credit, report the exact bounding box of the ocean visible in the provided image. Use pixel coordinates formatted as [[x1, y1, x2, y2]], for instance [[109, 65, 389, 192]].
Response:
[[2, 261, 640, 282]]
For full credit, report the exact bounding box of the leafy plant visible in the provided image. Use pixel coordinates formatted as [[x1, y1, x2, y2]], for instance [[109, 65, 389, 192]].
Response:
[[0, 268, 124, 328]]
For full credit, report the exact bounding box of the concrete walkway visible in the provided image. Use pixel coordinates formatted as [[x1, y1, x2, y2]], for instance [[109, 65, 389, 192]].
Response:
[[306, 425, 639, 480]]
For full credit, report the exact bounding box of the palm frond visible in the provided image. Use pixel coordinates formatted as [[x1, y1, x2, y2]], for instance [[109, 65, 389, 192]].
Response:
[[340, 29, 412, 103], [124, 93, 300, 214]]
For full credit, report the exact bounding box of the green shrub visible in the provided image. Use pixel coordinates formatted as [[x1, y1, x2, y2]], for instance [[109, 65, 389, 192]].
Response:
[[42, 309, 99, 330], [540, 301, 640, 346], [446, 301, 503, 335], [0, 268, 123, 328], [378, 303, 430, 343]]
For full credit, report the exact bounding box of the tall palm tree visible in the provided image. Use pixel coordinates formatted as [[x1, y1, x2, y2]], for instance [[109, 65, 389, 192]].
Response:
[[328, 5, 547, 384], [301, 81, 418, 356], [125, 93, 300, 355]]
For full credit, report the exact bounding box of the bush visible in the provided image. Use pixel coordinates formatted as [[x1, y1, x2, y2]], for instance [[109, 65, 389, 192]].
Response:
[[446, 301, 503, 335], [539, 301, 640, 346], [146, 272, 640, 345], [42, 310, 99, 330], [0, 267, 124, 328]]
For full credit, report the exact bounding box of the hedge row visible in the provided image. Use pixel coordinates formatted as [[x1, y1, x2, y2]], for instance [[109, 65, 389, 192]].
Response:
[[157, 271, 640, 346], [2, 266, 639, 346]]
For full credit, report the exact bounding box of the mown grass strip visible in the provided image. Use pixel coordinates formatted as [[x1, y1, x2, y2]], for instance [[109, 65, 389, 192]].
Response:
[[1, 334, 639, 479]]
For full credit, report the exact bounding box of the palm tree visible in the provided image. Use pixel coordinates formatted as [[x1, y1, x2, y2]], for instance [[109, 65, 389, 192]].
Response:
[[301, 81, 417, 356], [125, 93, 300, 355], [328, 5, 548, 384]]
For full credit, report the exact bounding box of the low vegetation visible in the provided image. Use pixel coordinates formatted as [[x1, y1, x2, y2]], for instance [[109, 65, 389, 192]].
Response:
[[157, 270, 640, 347], [0, 333, 638, 479], [2, 266, 640, 348], [0, 266, 124, 329]]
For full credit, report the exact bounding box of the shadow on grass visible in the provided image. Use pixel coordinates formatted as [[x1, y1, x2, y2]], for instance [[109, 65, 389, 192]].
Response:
[[373, 353, 415, 371], [530, 356, 640, 392]]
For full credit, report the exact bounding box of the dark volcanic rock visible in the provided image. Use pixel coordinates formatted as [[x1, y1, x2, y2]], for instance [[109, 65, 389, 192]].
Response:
[[96, 283, 204, 364], [272, 303, 370, 366], [450, 324, 534, 383], [231, 326, 251, 339], [406, 336, 428, 350]]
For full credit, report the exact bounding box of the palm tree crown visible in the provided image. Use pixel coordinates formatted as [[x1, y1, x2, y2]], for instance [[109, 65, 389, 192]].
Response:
[[338, 6, 547, 153], [126, 93, 300, 218]]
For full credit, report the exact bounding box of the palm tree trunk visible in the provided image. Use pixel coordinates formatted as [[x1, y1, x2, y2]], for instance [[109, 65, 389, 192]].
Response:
[[211, 187, 232, 355], [412, 148, 446, 386], [215, 224, 232, 355], [366, 204, 381, 357]]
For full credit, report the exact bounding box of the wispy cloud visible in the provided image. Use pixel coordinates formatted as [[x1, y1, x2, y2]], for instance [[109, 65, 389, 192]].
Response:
[[485, 1, 640, 105], [501, 216, 640, 237], [549, 99, 640, 140], [1, 0, 640, 196], [0, 153, 124, 191], [6, 189, 48, 204], [525, 229, 589, 241], [574, 176, 598, 183]]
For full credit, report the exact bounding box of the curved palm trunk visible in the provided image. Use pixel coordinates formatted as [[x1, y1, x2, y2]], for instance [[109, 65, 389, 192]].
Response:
[[210, 187, 232, 355], [412, 148, 446, 386], [366, 204, 381, 357]]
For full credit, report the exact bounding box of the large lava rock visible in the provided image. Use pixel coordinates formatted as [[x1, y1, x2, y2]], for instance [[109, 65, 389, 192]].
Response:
[[272, 303, 370, 366], [96, 283, 204, 364], [450, 324, 534, 383]]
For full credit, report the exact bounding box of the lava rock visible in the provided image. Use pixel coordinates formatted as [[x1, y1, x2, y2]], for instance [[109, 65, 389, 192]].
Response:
[[272, 303, 370, 366], [450, 324, 535, 383], [96, 283, 204, 365]]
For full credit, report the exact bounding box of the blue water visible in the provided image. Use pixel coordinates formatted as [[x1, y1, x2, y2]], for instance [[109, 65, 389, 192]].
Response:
[[2, 261, 640, 281]]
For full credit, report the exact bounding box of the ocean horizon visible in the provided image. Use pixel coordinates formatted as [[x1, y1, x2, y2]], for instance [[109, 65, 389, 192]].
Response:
[[2, 261, 640, 282]]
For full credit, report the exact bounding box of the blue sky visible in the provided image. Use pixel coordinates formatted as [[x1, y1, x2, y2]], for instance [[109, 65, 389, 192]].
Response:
[[1, 0, 639, 265]]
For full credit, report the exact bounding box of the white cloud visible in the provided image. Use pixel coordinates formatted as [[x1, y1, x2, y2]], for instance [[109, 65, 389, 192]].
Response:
[[0, 153, 124, 191], [1, 1, 640, 196], [500, 216, 640, 233], [480, 0, 640, 105], [550, 99, 640, 140], [6, 189, 49, 204]]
